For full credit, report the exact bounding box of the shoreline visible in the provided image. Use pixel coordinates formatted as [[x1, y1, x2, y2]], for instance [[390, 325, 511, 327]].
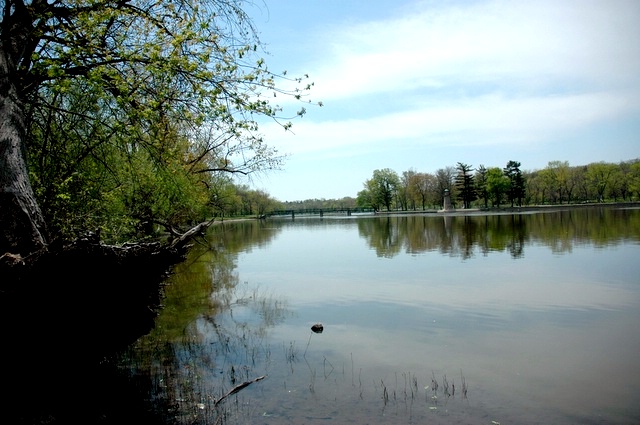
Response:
[[262, 202, 640, 220]]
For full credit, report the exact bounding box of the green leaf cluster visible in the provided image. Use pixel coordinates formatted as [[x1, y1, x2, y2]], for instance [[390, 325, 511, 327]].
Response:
[[11, 0, 317, 242]]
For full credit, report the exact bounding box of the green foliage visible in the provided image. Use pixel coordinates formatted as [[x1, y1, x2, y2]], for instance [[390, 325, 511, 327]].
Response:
[[356, 189, 374, 209], [455, 162, 476, 209], [503, 161, 525, 207], [629, 162, 640, 200], [14, 0, 316, 242], [363, 169, 401, 211], [486, 167, 510, 207], [586, 162, 618, 202], [359, 158, 639, 210], [475, 165, 489, 208], [405, 172, 436, 210]]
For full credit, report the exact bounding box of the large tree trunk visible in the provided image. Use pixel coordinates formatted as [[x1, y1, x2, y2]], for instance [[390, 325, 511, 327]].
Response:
[[0, 87, 49, 255], [0, 18, 49, 256]]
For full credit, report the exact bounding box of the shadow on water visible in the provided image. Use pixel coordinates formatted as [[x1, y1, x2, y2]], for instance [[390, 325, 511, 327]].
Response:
[[0, 219, 282, 424], [1, 251, 173, 423]]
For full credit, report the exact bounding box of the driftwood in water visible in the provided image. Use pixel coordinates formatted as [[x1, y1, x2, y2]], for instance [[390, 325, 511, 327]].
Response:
[[214, 375, 267, 406]]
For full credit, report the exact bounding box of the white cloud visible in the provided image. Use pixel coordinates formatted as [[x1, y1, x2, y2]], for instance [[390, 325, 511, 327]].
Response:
[[262, 0, 640, 161], [251, 0, 640, 200], [294, 0, 640, 102], [262, 89, 638, 158]]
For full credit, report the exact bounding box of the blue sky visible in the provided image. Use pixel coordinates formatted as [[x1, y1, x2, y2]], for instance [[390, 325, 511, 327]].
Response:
[[242, 0, 640, 202]]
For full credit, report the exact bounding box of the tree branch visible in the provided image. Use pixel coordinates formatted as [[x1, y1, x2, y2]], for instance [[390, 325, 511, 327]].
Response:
[[214, 375, 266, 406]]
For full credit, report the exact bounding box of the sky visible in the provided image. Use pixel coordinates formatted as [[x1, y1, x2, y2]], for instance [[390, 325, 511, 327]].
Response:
[[240, 0, 640, 202]]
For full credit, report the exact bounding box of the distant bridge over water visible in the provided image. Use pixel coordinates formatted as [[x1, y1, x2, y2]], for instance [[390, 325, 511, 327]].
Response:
[[267, 207, 376, 218]]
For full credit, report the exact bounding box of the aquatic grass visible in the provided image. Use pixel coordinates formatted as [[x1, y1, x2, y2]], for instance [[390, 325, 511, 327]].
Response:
[[381, 379, 389, 405], [118, 276, 475, 424], [461, 369, 468, 399], [442, 374, 450, 397], [323, 356, 334, 379]]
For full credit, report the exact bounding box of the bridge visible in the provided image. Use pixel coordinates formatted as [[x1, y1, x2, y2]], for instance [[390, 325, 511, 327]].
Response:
[[267, 207, 376, 218]]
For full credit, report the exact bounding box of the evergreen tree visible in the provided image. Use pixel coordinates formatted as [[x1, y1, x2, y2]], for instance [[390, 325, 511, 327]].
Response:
[[504, 161, 526, 207], [455, 162, 476, 208]]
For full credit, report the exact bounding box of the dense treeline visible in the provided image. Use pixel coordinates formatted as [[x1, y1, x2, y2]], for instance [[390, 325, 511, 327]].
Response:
[[227, 157, 640, 215], [354, 158, 640, 211], [46, 154, 637, 232]]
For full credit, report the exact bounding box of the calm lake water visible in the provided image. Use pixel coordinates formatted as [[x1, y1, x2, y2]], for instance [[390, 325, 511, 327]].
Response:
[[120, 206, 640, 424]]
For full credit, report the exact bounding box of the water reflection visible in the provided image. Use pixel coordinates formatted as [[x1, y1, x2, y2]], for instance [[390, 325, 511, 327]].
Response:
[[358, 207, 640, 259], [115, 221, 288, 423], [116, 207, 640, 425]]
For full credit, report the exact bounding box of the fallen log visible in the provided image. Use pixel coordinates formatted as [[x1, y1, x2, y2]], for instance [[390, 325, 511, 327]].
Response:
[[170, 217, 217, 250]]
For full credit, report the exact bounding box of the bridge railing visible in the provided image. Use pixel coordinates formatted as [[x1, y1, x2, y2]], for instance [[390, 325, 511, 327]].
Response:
[[268, 207, 375, 218]]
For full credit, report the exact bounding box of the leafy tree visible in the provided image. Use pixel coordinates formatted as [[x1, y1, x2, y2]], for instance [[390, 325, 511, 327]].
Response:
[[573, 165, 592, 202], [366, 168, 400, 211], [586, 162, 617, 202], [615, 161, 633, 201], [545, 160, 572, 203], [233, 185, 279, 216], [544, 161, 563, 203], [354, 157, 639, 209], [564, 166, 581, 203], [435, 166, 456, 207], [403, 172, 438, 210], [1, 0, 313, 254], [356, 188, 375, 210], [486, 167, 509, 207], [503, 160, 525, 207], [209, 174, 242, 217], [629, 161, 640, 201], [401, 169, 418, 210], [251, 190, 278, 217], [455, 162, 476, 209], [539, 167, 558, 204], [607, 162, 626, 201]]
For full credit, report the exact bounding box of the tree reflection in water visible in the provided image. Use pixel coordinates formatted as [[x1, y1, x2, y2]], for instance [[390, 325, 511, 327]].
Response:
[[112, 221, 288, 424], [113, 207, 640, 424], [357, 207, 640, 259]]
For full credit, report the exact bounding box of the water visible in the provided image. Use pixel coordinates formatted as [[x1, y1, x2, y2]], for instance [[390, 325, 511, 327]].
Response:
[[121, 206, 640, 424]]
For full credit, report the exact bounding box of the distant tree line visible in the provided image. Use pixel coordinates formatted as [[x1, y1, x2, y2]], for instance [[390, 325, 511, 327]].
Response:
[[354, 158, 640, 211], [206, 157, 640, 217], [142, 156, 640, 219]]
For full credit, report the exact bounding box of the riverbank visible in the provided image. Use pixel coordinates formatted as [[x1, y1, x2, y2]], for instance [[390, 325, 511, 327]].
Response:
[[372, 201, 640, 217]]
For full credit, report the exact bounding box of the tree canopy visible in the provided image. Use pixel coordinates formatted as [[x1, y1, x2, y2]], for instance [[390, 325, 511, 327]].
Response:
[[1, 0, 314, 253], [359, 168, 400, 211]]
